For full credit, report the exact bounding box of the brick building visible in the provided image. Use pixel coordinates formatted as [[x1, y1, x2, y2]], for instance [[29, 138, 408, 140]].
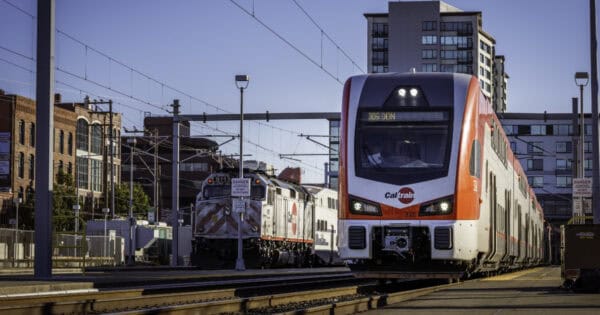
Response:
[[0, 90, 122, 227]]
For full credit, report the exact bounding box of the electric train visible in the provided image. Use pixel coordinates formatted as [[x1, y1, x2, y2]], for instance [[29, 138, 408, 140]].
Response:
[[338, 72, 545, 279]]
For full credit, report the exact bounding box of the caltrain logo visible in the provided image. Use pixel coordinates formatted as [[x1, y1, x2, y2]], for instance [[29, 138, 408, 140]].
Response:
[[385, 187, 415, 204]]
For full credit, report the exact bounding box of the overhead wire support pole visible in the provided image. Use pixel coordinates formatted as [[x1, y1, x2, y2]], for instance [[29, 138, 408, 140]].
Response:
[[171, 99, 180, 267], [34, 0, 54, 280], [589, 0, 600, 224]]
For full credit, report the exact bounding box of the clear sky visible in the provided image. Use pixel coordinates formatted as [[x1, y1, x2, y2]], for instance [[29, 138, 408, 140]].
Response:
[[0, 0, 595, 183]]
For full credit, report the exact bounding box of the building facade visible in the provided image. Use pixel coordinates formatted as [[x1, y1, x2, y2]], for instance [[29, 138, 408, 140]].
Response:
[[365, 0, 506, 111], [0, 90, 122, 226]]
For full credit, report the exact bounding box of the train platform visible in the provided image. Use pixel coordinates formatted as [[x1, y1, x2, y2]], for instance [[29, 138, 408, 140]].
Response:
[[0, 266, 349, 297], [363, 266, 600, 314]]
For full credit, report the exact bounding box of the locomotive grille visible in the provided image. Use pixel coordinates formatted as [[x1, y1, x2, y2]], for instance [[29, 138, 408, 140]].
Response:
[[434, 227, 452, 250], [348, 226, 366, 249]]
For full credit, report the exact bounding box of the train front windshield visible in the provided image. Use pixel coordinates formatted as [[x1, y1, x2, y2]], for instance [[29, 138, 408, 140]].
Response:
[[355, 110, 452, 185]]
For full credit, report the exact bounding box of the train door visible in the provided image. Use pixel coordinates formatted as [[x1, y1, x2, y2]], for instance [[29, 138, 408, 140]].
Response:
[[517, 205, 522, 261], [505, 190, 511, 260], [284, 198, 289, 240], [489, 172, 497, 261], [275, 191, 283, 238], [525, 213, 530, 260]]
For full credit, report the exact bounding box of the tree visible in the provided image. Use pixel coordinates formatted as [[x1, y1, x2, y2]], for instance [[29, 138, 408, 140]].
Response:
[[112, 183, 150, 219], [53, 170, 77, 231]]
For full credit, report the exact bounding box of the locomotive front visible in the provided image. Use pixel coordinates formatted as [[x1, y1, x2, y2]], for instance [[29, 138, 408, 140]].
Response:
[[338, 72, 481, 275]]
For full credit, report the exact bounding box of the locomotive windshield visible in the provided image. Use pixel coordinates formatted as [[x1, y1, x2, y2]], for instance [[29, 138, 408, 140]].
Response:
[[355, 110, 452, 185]]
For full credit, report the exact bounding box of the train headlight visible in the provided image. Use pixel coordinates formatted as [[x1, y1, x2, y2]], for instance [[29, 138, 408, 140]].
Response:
[[398, 88, 407, 97], [349, 197, 381, 216], [409, 88, 418, 97], [419, 196, 454, 216]]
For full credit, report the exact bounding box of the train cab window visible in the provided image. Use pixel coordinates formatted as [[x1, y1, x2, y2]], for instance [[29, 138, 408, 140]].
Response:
[[469, 139, 481, 178], [203, 185, 231, 199], [251, 185, 266, 200], [355, 109, 452, 185]]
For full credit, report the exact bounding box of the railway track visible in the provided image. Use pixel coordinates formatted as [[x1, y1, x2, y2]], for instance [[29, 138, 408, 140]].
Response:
[[0, 272, 455, 314]]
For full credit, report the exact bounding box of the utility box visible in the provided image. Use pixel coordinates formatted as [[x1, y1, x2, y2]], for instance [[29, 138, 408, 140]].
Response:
[[561, 224, 600, 291]]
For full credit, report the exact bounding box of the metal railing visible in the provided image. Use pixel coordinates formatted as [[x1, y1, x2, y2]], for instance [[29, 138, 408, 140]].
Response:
[[0, 228, 123, 268]]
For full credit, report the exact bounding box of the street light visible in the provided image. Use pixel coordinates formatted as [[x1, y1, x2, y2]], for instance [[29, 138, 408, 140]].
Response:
[[127, 137, 137, 265], [235, 74, 249, 271], [13, 197, 22, 267], [575, 72, 590, 221]]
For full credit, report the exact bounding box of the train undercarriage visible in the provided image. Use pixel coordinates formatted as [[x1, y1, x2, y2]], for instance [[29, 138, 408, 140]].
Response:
[[191, 237, 322, 269]]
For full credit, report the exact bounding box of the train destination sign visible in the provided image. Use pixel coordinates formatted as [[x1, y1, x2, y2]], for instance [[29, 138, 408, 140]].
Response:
[[362, 111, 449, 122]]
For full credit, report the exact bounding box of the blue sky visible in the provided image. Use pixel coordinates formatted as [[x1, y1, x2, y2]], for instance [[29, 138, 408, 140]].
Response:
[[0, 0, 594, 182]]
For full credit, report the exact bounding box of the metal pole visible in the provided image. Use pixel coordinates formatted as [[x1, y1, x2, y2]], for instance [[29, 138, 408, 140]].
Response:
[[14, 199, 19, 267], [154, 129, 158, 222], [109, 100, 115, 218], [128, 138, 136, 265], [590, 0, 600, 224], [573, 98, 579, 220], [34, 0, 54, 279], [171, 100, 180, 267], [235, 86, 246, 271], [104, 212, 107, 257], [581, 85, 585, 224]]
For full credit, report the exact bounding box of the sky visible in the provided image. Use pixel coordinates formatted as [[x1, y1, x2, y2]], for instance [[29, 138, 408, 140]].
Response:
[[0, 0, 595, 183]]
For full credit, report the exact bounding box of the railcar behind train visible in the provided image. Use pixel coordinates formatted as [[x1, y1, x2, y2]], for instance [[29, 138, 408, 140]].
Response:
[[338, 72, 545, 279], [191, 168, 338, 268]]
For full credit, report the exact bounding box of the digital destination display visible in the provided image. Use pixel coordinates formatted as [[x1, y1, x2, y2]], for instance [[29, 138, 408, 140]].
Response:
[[362, 111, 449, 122]]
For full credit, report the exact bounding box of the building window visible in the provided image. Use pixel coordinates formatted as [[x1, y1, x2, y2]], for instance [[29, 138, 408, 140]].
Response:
[[585, 158, 592, 170], [90, 124, 103, 155], [440, 36, 472, 48], [372, 51, 388, 65], [77, 157, 89, 190], [556, 141, 572, 153], [421, 63, 438, 72], [422, 49, 437, 59], [371, 37, 388, 50], [58, 160, 64, 173], [372, 22, 388, 36], [68, 132, 73, 155], [527, 159, 543, 171], [29, 123, 35, 147], [67, 162, 73, 175], [585, 124, 592, 136], [510, 141, 517, 153], [553, 124, 573, 136], [556, 176, 572, 188], [503, 125, 516, 135], [422, 21, 436, 31], [91, 159, 102, 192], [28, 154, 34, 179], [421, 35, 437, 45], [18, 120, 25, 145], [555, 159, 572, 170], [528, 176, 544, 188], [59, 130, 64, 154], [18, 152, 24, 178], [585, 141, 592, 153], [76, 119, 89, 151], [527, 142, 544, 154], [531, 125, 547, 135], [372, 65, 388, 73]]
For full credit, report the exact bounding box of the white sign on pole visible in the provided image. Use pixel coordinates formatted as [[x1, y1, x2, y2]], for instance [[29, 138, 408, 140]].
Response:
[[583, 198, 592, 214], [572, 178, 592, 198], [233, 198, 246, 213], [573, 198, 582, 214], [231, 178, 251, 197]]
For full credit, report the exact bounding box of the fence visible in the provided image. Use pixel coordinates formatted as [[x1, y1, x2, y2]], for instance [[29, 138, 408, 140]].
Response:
[[0, 228, 123, 268]]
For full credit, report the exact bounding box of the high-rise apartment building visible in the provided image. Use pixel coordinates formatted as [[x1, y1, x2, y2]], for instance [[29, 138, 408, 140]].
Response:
[[365, 1, 506, 111]]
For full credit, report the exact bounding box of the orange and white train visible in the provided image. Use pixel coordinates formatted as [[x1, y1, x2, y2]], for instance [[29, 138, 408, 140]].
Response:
[[338, 72, 545, 279]]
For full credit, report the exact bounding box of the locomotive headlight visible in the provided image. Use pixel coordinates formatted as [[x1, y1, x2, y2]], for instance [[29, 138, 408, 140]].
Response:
[[440, 201, 450, 212], [350, 197, 381, 215], [398, 88, 407, 97], [409, 88, 418, 97], [419, 196, 454, 216]]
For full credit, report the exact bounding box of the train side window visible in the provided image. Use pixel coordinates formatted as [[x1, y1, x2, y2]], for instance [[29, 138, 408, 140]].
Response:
[[469, 139, 481, 178]]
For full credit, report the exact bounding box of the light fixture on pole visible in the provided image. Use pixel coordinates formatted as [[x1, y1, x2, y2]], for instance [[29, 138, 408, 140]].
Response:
[[127, 137, 137, 265], [234, 74, 249, 271], [575, 72, 590, 222], [13, 197, 22, 267]]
